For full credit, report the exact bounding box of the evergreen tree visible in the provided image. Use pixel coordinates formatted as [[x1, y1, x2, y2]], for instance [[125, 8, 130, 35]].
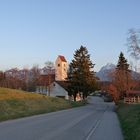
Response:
[[116, 52, 129, 71], [67, 46, 97, 101], [115, 52, 131, 98]]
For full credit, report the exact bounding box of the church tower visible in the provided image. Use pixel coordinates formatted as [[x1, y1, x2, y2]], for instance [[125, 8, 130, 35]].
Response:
[[55, 55, 68, 81]]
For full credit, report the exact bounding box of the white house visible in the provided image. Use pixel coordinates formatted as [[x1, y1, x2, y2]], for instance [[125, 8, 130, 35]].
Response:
[[36, 55, 69, 99], [36, 55, 82, 101], [49, 81, 69, 99]]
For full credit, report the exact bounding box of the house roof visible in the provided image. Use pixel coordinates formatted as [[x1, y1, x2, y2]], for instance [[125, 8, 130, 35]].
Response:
[[58, 55, 67, 62], [55, 81, 70, 91], [126, 90, 140, 94], [38, 74, 55, 86]]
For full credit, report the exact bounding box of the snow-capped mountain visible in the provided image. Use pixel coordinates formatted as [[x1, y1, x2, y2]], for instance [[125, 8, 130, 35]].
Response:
[[131, 71, 140, 80], [100, 63, 115, 71], [96, 63, 116, 81], [96, 63, 140, 81]]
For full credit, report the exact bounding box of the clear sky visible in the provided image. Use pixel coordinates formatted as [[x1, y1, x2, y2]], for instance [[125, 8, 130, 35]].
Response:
[[0, 0, 140, 71]]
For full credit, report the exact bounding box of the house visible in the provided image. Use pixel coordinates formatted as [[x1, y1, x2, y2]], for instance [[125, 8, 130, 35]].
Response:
[[49, 81, 82, 101], [36, 55, 69, 99], [36, 76, 69, 99], [36, 74, 55, 94], [36, 55, 83, 101], [124, 90, 140, 103], [126, 90, 140, 97], [49, 81, 69, 99]]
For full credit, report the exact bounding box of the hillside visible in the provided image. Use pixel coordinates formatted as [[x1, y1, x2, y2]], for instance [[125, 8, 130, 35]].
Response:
[[0, 88, 84, 121]]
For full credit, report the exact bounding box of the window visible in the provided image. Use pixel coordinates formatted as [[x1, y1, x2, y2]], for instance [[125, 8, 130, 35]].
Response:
[[58, 64, 60, 67]]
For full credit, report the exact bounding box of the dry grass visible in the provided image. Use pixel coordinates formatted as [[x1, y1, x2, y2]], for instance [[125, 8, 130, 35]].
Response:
[[0, 87, 86, 121], [0, 88, 42, 100]]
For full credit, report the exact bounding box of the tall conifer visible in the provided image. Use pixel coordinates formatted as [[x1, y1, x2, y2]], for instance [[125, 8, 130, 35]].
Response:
[[67, 46, 97, 100], [115, 52, 131, 98]]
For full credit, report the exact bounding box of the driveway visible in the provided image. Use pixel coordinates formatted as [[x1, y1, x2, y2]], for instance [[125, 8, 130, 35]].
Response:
[[0, 96, 123, 140]]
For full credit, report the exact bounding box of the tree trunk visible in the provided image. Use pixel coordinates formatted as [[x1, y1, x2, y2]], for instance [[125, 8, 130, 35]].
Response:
[[83, 93, 86, 100], [74, 93, 77, 101]]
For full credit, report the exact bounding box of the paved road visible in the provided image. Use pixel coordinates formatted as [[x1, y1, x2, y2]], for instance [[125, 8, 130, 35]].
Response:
[[0, 96, 123, 140]]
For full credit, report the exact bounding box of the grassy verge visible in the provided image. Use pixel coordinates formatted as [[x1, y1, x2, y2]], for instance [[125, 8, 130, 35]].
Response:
[[117, 102, 140, 140], [0, 87, 86, 122]]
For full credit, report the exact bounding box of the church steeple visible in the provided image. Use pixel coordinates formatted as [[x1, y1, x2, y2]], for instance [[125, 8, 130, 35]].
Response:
[[55, 55, 68, 81]]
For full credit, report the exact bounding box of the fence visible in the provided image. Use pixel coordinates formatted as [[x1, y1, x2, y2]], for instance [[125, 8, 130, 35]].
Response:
[[124, 96, 140, 104]]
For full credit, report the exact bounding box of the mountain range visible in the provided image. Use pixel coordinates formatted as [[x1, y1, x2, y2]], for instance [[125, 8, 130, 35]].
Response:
[[96, 63, 140, 81], [96, 63, 116, 81]]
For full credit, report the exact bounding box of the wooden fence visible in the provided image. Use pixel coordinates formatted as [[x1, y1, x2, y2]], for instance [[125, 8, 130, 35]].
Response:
[[124, 96, 140, 104]]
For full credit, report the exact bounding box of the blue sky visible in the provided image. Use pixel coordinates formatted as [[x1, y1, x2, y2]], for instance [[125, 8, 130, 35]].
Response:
[[0, 0, 140, 71]]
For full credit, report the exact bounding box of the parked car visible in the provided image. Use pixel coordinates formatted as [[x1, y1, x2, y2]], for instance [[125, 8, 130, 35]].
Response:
[[103, 94, 113, 102], [90, 91, 102, 97]]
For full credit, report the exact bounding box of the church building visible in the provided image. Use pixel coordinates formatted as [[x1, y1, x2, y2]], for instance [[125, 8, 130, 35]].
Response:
[[55, 55, 68, 81]]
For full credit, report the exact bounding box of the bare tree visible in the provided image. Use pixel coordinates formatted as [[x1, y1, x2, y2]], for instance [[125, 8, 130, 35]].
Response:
[[127, 28, 140, 72], [28, 65, 40, 91], [45, 61, 54, 96]]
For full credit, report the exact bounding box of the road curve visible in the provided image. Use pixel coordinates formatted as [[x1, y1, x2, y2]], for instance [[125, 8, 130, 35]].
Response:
[[0, 96, 123, 140]]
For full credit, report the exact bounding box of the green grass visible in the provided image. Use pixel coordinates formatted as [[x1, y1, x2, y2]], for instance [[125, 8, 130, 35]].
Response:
[[117, 102, 140, 140], [0, 87, 86, 122]]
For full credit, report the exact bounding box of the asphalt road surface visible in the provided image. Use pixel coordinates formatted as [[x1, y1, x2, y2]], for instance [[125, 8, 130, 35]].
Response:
[[0, 96, 124, 140]]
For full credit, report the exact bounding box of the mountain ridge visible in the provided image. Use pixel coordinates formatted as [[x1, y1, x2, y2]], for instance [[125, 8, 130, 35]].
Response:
[[96, 63, 115, 81], [96, 63, 140, 81]]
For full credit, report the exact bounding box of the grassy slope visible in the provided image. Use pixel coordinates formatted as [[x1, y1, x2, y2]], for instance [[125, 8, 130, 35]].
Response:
[[117, 103, 140, 140], [0, 87, 85, 121]]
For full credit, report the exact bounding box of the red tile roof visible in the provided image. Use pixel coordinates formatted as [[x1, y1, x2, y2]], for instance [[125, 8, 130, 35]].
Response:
[[58, 55, 67, 62], [126, 90, 140, 94], [38, 74, 55, 86]]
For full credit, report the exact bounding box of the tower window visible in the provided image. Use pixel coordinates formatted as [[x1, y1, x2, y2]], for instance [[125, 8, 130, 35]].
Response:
[[58, 64, 60, 67]]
